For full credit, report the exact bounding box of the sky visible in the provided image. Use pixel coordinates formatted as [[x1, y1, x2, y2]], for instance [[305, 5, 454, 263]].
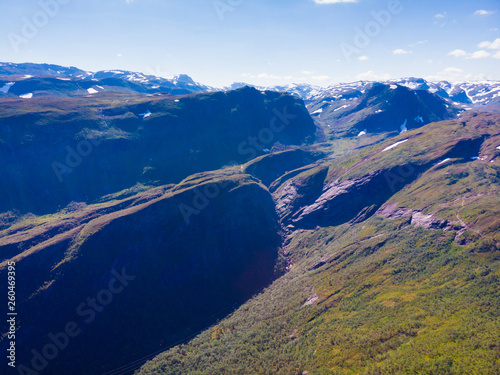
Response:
[[0, 0, 499, 87]]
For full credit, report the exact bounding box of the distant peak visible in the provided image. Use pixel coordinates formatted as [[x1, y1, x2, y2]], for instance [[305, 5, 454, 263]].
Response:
[[173, 74, 195, 84]]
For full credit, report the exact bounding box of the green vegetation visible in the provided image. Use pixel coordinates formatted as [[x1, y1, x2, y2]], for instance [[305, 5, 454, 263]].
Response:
[[2, 82, 500, 374], [136, 111, 500, 375], [137, 216, 500, 375]]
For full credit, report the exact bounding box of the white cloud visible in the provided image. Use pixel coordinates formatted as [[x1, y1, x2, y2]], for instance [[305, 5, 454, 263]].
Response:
[[425, 67, 488, 82], [478, 38, 500, 50], [355, 71, 391, 81], [448, 47, 496, 60], [409, 40, 429, 48], [358, 56, 368, 61], [241, 73, 310, 83], [474, 10, 495, 16], [443, 67, 463, 74], [242, 73, 277, 80], [393, 49, 412, 55], [312, 75, 331, 81], [434, 12, 447, 19], [467, 50, 491, 59], [301, 70, 313, 75], [447, 49, 467, 57], [493, 51, 500, 59], [257, 73, 282, 80], [312, 0, 357, 3]]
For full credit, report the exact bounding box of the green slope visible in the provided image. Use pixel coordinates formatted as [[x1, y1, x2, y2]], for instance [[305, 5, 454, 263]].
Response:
[[136, 111, 500, 375]]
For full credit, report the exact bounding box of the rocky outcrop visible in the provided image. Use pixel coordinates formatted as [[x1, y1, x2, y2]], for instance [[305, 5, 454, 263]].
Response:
[[275, 166, 329, 225], [289, 165, 424, 229], [376, 202, 464, 231]]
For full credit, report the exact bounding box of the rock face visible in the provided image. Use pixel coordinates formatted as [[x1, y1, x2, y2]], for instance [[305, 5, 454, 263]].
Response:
[[288, 165, 425, 229], [0, 175, 282, 375], [275, 166, 329, 225], [376, 202, 464, 231]]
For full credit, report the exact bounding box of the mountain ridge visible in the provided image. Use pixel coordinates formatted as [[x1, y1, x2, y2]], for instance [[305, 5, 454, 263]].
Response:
[[1, 62, 499, 107]]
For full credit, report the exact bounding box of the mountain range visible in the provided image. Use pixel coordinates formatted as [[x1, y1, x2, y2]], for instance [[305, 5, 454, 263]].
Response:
[[0, 62, 499, 375], [1, 62, 500, 106]]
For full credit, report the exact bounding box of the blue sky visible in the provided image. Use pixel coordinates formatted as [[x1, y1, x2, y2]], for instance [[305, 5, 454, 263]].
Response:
[[1, 0, 499, 87]]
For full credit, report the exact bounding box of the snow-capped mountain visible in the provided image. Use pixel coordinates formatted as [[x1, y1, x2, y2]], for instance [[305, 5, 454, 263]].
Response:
[[0, 62, 89, 78], [1, 63, 499, 107], [227, 78, 500, 107], [0, 63, 213, 98], [274, 78, 500, 106]]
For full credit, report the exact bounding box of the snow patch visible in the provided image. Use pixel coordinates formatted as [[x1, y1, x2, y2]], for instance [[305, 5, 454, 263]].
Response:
[[390, 84, 398, 90], [0, 82, 15, 93], [139, 110, 152, 119], [383, 139, 408, 152], [87, 88, 98, 94], [437, 158, 451, 166], [334, 105, 349, 112], [358, 130, 367, 137], [312, 108, 323, 114], [400, 119, 408, 133], [19, 93, 33, 99], [496, 146, 500, 150]]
